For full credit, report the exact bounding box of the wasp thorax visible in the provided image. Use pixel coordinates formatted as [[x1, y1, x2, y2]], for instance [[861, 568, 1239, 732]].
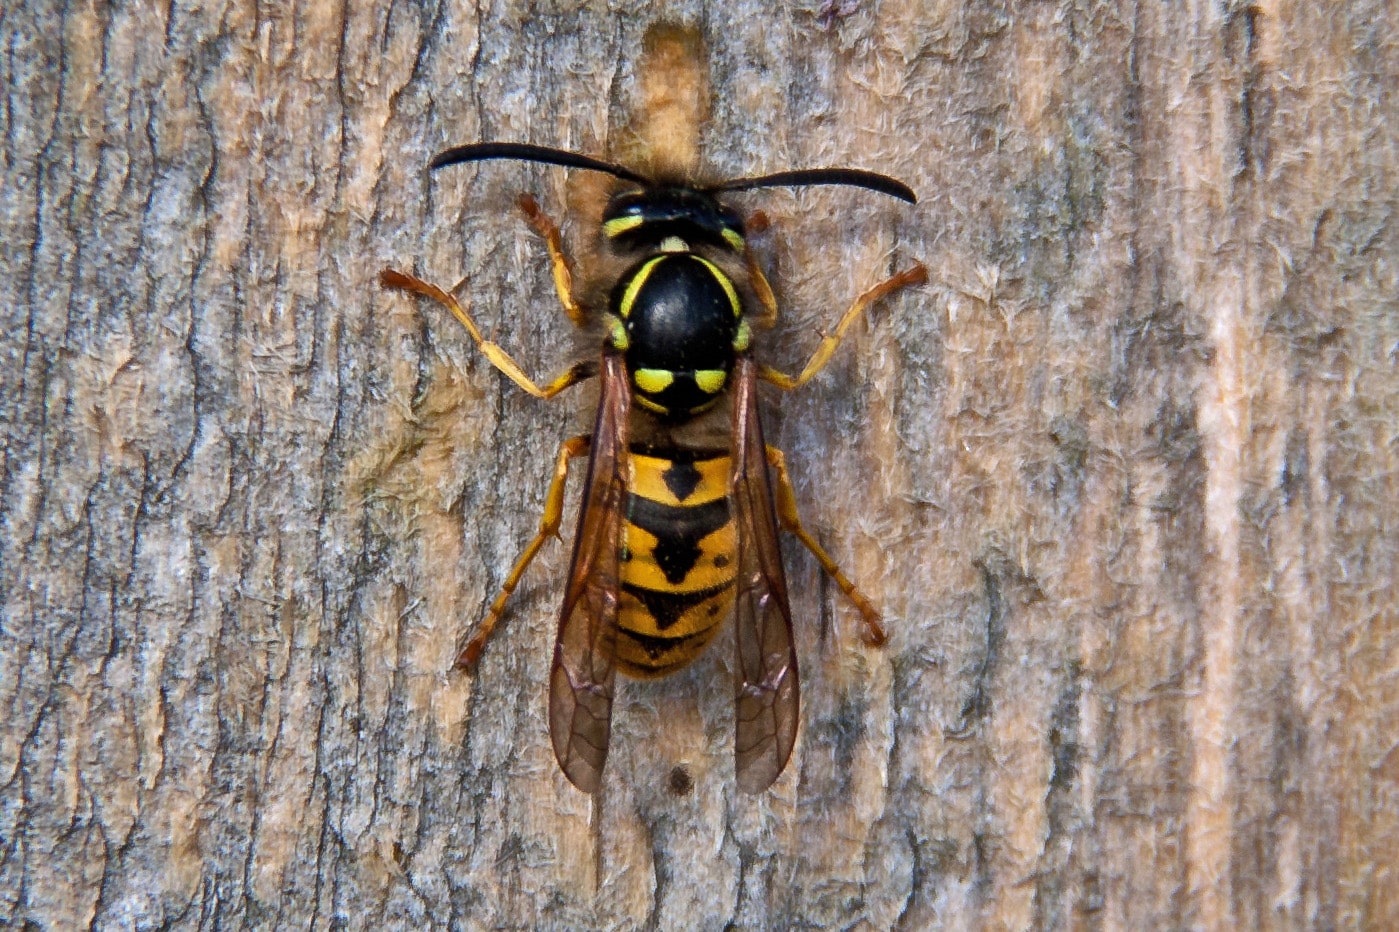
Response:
[[611, 253, 742, 417]]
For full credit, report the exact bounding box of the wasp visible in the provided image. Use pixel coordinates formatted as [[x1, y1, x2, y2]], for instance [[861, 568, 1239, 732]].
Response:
[[382, 36, 923, 795]]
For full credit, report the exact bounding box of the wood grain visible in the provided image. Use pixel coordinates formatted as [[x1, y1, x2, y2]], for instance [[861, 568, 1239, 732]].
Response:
[[2, 1, 1394, 928]]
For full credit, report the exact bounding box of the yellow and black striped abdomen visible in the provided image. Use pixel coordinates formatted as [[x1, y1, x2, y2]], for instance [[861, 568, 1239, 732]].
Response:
[[617, 450, 736, 677]]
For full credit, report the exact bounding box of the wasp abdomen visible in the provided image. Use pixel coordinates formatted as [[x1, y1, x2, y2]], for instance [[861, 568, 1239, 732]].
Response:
[[616, 450, 736, 677]]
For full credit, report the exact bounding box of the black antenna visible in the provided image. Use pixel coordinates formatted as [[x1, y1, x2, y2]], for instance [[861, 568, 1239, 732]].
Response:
[[430, 142, 917, 204], [429, 142, 651, 186], [709, 168, 917, 204]]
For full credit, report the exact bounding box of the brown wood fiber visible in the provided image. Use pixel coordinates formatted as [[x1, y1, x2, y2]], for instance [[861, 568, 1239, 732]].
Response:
[[1, 2, 1394, 928]]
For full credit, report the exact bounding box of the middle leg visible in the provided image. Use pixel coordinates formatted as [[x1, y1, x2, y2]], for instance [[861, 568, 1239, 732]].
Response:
[[381, 269, 595, 399], [759, 262, 928, 391]]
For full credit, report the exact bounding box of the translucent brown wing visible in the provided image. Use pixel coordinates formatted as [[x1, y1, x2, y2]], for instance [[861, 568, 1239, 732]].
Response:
[[549, 352, 631, 793], [729, 356, 800, 793]]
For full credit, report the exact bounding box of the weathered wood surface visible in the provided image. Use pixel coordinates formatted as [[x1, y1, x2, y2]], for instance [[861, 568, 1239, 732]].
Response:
[[2, 2, 1394, 929]]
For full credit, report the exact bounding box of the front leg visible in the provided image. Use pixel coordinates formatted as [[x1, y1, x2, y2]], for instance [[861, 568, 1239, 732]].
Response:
[[517, 194, 588, 327], [740, 209, 779, 327]]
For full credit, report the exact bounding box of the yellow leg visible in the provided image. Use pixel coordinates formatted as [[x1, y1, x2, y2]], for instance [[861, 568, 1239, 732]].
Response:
[[516, 193, 587, 327], [456, 435, 593, 669], [766, 446, 887, 646], [742, 209, 779, 327], [380, 269, 594, 399], [759, 263, 928, 391]]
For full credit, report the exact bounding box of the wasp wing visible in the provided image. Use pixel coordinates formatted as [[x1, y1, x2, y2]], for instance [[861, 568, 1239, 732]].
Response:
[[729, 357, 799, 793], [549, 352, 631, 793]]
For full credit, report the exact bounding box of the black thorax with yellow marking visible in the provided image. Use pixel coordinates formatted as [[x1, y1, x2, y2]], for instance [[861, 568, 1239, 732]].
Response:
[[601, 187, 752, 418]]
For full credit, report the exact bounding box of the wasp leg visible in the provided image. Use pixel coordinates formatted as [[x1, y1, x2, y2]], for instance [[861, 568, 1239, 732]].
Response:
[[517, 193, 587, 327], [766, 445, 887, 646], [381, 269, 595, 399], [758, 262, 928, 391], [742, 209, 779, 328], [456, 434, 593, 669]]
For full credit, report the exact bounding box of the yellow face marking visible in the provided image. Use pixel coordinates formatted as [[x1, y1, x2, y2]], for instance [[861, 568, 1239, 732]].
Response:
[[693, 369, 727, 394], [695, 257, 742, 317], [732, 318, 752, 352], [603, 215, 645, 237], [633, 368, 675, 394], [617, 256, 665, 319], [721, 228, 745, 251]]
